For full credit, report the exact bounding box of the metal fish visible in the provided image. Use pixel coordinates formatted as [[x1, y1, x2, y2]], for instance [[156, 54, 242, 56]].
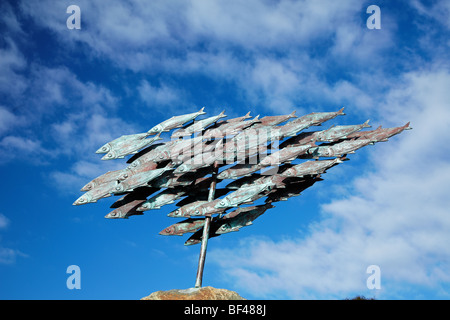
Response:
[[306, 139, 373, 159], [137, 188, 186, 211], [96, 132, 150, 154], [73, 179, 119, 205], [171, 110, 227, 138], [202, 115, 260, 139], [214, 183, 274, 209], [184, 203, 275, 245], [259, 143, 315, 167], [101, 133, 162, 160], [255, 111, 297, 127], [293, 107, 345, 127], [215, 203, 275, 234], [226, 173, 287, 190], [118, 161, 158, 181], [159, 218, 206, 236], [217, 162, 262, 179], [147, 107, 206, 135], [347, 122, 412, 142], [104, 199, 146, 219], [314, 120, 371, 142], [265, 176, 322, 202], [280, 158, 343, 177], [188, 199, 227, 217], [167, 200, 208, 218], [109, 186, 159, 208], [80, 169, 126, 192], [113, 167, 174, 193]]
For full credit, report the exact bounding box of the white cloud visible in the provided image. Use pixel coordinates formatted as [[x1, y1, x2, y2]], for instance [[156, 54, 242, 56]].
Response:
[[209, 68, 450, 299], [138, 80, 184, 111]]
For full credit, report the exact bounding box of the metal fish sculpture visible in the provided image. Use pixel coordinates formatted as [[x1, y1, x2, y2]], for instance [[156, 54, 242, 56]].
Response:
[[101, 133, 162, 160], [280, 158, 343, 177], [259, 143, 316, 167], [109, 186, 159, 208], [293, 107, 345, 127], [171, 110, 227, 138], [118, 161, 158, 181], [104, 199, 146, 219], [265, 176, 322, 202], [347, 122, 412, 142], [214, 183, 274, 209], [113, 167, 174, 193], [189, 199, 227, 217], [159, 218, 207, 236], [306, 139, 373, 159], [314, 120, 371, 142], [137, 187, 186, 211], [73, 179, 119, 205], [255, 111, 297, 127], [147, 107, 206, 135], [96, 132, 150, 154], [225, 173, 287, 190], [80, 169, 126, 192], [217, 161, 262, 180], [167, 200, 209, 218], [202, 115, 260, 139], [215, 203, 274, 234]]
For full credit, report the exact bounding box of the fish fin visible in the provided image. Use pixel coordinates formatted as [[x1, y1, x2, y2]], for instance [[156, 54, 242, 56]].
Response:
[[337, 107, 345, 115], [199, 107, 206, 114], [289, 110, 297, 118]]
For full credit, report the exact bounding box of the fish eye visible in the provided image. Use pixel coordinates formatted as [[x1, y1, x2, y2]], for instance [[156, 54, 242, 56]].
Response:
[[78, 197, 85, 203], [220, 201, 226, 206]]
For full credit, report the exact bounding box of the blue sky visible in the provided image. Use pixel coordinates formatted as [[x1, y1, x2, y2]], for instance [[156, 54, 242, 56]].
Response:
[[1, 0, 450, 300]]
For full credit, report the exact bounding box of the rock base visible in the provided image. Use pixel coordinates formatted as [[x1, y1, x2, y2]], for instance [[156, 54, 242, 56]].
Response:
[[141, 286, 246, 300]]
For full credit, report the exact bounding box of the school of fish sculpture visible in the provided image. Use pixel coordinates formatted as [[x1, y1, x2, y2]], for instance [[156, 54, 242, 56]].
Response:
[[73, 107, 411, 250]]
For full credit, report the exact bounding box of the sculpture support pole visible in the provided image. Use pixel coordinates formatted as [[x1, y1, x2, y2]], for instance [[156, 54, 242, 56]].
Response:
[[194, 161, 219, 288]]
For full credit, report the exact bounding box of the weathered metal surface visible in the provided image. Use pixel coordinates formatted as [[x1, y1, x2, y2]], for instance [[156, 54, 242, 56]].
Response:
[[137, 187, 186, 211], [255, 111, 297, 127], [189, 199, 227, 217], [202, 115, 260, 139], [80, 169, 126, 192], [167, 200, 208, 218], [314, 120, 371, 142], [105, 199, 146, 219], [171, 110, 227, 138], [159, 218, 206, 236], [280, 158, 343, 177], [225, 173, 287, 190], [215, 203, 274, 234], [306, 139, 373, 159], [113, 167, 174, 193], [265, 176, 322, 202], [214, 183, 274, 209], [147, 107, 206, 134], [118, 161, 158, 181], [73, 179, 119, 205], [96, 132, 150, 154], [101, 133, 162, 160], [109, 186, 159, 208], [292, 107, 346, 127], [346, 122, 412, 142], [217, 162, 262, 179], [259, 143, 316, 167]]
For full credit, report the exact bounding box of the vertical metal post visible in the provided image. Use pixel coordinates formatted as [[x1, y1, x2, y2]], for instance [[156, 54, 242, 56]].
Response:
[[194, 161, 219, 288]]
